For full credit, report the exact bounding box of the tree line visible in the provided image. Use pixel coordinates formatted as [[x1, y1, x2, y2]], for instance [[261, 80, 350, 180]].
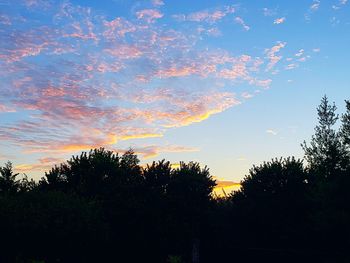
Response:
[[0, 96, 350, 262]]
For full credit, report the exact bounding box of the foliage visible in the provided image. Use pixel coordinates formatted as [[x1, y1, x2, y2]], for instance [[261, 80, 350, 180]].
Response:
[[340, 100, 350, 148], [0, 161, 20, 194], [1, 96, 350, 262], [302, 96, 348, 176]]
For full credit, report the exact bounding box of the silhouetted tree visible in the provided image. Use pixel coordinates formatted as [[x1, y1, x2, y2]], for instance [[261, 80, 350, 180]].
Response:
[[340, 100, 350, 149], [18, 174, 37, 192], [232, 158, 309, 246], [40, 148, 142, 197], [143, 159, 171, 196], [165, 162, 216, 260], [236, 157, 307, 199], [301, 98, 350, 258], [302, 96, 348, 177], [0, 161, 19, 194]]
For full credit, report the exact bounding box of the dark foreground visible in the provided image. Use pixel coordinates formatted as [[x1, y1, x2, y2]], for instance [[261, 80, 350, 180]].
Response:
[[1, 96, 350, 262]]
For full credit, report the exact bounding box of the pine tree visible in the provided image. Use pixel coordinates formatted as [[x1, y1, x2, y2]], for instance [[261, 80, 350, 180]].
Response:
[[340, 100, 350, 147], [302, 96, 347, 177], [0, 161, 19, 193]]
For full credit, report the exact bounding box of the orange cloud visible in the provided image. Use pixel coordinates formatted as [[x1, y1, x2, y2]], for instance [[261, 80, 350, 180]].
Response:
[[213, 181, 241, 197], [120, 133, 163, 140]]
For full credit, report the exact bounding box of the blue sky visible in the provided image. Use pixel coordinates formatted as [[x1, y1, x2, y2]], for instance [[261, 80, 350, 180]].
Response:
[[0, 0, 349, 187]]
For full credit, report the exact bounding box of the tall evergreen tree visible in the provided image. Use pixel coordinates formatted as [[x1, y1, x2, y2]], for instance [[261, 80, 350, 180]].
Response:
[[302, 96, 347, 176], [0, 161, 19, 193], [340, 100, 350, 148]]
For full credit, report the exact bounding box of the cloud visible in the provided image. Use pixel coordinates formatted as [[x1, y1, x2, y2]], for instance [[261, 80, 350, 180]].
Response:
[[215, 181, 241, 188], [285, 63, 299, 70], [0, 104, 16, 113], [103, 17, 136, 39], [266, 129, 278, 136], [310, 0, 320, 11], [117, 144, 199, 159], [104, 45, 143, 59], [174, 6, 235, 24], [295, 49, 304, 57], [152, 0, 164, 6], [241, 92, 253, 99], [234, 17, 250, 31], [333, 0, 348, 9], [213, 181, 241, 196], [136, 9, 163, 23], [265, 42, 287, 71], [273, 17, 286, 24]]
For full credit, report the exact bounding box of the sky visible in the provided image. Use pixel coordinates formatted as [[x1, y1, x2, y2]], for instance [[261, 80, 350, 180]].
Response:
[[0, 0, 349, 191]]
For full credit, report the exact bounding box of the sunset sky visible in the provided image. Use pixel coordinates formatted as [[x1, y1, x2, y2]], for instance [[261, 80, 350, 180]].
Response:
[[0, 0, 349, 188]]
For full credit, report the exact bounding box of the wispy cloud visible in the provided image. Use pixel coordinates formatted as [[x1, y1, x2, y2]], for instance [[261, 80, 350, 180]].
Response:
[[295, 49, 304, 57], [136, 9, 163, 23], [310, 0, 321, 11], [265, 42, 287, 71], [305, 0, 321, 20], [152, 0, 164, 7], [273, 17, 286, 24], [234, 16, 250, 31], [173, 5, 235, 24], [333, 0, 348, 9], [116, 144, 199, 159], [266, 129, 278, 136]]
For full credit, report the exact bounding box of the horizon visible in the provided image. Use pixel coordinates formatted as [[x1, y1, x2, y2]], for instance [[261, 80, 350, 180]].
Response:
[[0, 0, 349, 191]]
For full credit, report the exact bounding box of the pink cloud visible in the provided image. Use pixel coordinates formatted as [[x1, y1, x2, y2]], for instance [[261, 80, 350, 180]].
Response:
[[234, 17, 250, 31], [104, 45, 143, 59], [152, 0, 164, 6], [103, 17, 136, 39], [0, 104, 16, 113], [136, 9, 163, 23], [265, 42, 287, 71], [63, 21, 98, 41], [117, 144, 199, 159], [273, 17, 286, 24]]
